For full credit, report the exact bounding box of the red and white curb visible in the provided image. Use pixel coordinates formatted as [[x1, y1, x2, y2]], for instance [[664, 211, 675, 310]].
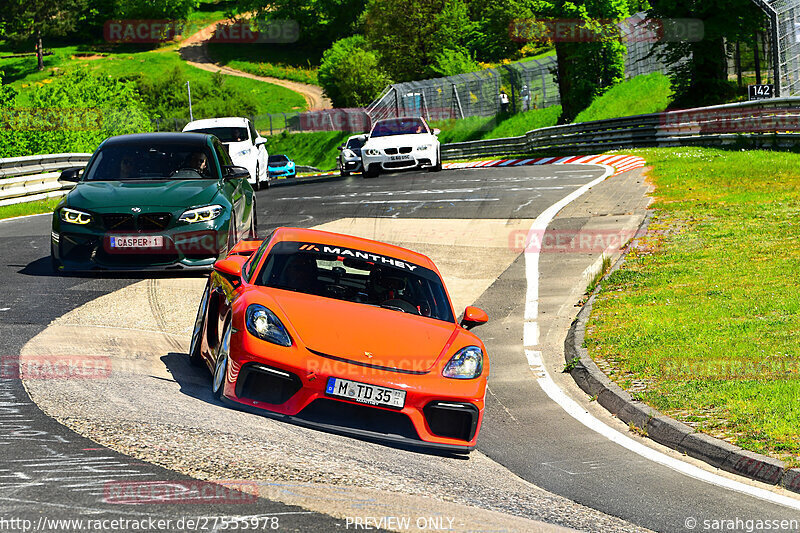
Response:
[[443, 154, 646, 176]]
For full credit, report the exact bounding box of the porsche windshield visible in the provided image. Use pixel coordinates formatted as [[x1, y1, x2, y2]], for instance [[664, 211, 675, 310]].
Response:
[[83, 143, 218, 181], [256, 241, 455, 322]]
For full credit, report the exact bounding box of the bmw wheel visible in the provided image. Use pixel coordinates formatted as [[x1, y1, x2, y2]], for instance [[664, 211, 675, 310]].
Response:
[[429, 147, 442, 172], [255, 164, 261, 190], [211, 319, 231, 400], [189, 283, 210, 367]]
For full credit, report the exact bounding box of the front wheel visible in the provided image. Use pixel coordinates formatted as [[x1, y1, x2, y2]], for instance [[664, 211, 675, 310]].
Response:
[[50, 242, 62, 274], [364, 164, 379, 179], [428, 148, 442, 172], [249, 199, 258, 239], [211, 319, 232, 400], [254, 164, 261, 191], [189, 283, 210, 367]]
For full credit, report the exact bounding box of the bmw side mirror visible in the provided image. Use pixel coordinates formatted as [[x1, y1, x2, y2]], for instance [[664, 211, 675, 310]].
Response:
[[460, 306, 488, 330], [432, 128, 441, 136], [337, 145, 344, 151], [255, 137, 268, 147], [223, 165, 251, 180], [58, 167, 82, 183]]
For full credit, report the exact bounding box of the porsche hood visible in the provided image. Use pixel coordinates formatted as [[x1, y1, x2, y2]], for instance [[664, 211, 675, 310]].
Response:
[[270, 290, 458, 373]]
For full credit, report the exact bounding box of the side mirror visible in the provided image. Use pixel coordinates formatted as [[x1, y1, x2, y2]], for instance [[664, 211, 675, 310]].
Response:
[[223, 165, 251, 180], [255, 137, 268, 147], [460, 306, 488, 330], [213, 258, 242, 286], [432, 128, 441, 136], [337, 145, 344, 151], [59, 167, 82, 183]]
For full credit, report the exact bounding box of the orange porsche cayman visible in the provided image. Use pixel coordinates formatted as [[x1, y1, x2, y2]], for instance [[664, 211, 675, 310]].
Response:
[[189, 227, 490, 452]]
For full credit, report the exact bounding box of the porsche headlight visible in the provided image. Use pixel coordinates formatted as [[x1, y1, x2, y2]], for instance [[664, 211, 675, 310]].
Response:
[[442, 346, 483, 379], [364, 148, 381, 156], [60, 207, 92, 225], [179, 205, 224, 224], [417, 144, 431, 151], [245, 304, 292, 347]]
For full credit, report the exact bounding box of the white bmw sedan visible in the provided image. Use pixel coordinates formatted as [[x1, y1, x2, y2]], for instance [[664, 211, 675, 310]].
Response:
[[360, 117, 441, 178], [183, 117, 270, 189]]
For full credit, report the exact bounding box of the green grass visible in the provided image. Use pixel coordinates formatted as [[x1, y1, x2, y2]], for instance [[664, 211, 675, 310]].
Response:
[[0, 45, 307, 122], [586, 147, 800, 463], [266, 131, 351, 170], [574, 72, 673, 123], [432, 106, 562, 144], [207, 42, 321, 85], [0, 196, 61, 220]]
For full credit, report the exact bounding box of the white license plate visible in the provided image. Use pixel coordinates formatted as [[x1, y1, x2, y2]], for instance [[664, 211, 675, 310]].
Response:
[[326, 377, 406, 409], [109, 235, 164, 249], [389, 155, 412, 161]]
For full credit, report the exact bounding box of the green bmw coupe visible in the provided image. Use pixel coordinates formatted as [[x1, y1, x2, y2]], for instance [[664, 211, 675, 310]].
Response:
[[51, 132, 257, 272]]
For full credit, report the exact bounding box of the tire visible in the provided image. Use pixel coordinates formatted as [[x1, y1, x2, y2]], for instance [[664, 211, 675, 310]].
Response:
[[226, 215, 237, 255], [50, 242, 62, 274], [340, 169, 350, 177], [429, 148, 442, 172], [254, 164, 261, 191], [364, 164, 379, 179], [249, 199, 258, 239], [211, 318, 231, 400], [189, 283, 210, 367]]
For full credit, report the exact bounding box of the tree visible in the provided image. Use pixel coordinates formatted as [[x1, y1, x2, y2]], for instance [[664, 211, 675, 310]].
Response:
[[318, 36, 391, 107], [2, 0, 87, 71], [231, 0, 368, 51], [364, 0, 474, 82], [467, 0, 543, 62], [542, 0, 630, 123], [648, 0, 767, 107]]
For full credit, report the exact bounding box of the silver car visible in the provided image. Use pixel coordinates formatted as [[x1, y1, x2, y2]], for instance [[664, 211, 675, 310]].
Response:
[[337, 135, 368, 176]]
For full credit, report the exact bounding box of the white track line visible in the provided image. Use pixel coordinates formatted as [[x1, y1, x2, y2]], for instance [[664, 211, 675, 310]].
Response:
[[523, 166, 800, 511]]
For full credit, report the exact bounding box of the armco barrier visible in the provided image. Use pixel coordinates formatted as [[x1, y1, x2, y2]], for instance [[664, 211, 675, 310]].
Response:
[[442, 97, 800, 160], [0, 153, 91, 207]]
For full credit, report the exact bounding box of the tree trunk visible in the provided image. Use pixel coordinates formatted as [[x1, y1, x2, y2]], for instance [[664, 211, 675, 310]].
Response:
[[36, 30, 44, 71]]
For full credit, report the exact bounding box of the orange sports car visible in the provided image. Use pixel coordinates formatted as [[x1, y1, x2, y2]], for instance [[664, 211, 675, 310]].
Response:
[[189, 227, 490, 452]]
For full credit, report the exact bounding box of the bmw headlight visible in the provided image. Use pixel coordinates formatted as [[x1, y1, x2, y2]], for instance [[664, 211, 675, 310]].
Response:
[[417, 144, 431, 151], [342, 149, 356, 158], [245, 304, 292, 347], [364, 148, 381, 156], [179, 205, 224, 224], [60, 207, 92, 225], [236, 148, 251, 157], [442, 346, 483, 379]]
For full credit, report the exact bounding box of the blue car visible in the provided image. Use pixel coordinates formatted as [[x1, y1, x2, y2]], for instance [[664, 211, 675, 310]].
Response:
[[268, 154, 296, 178]]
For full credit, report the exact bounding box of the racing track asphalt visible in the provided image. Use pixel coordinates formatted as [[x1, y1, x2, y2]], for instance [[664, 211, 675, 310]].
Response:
[[0, 215, 354, 531], [1, 165, 799, 532]]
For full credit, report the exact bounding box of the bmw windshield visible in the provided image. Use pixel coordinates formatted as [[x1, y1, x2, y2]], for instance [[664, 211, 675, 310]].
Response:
[[83, 143, 219, 181], [255, 241, 455, 322], [369, 118, 429, 137]]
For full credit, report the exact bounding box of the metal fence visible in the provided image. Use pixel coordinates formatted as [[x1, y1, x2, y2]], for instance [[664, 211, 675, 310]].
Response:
[[772, 0, 800, 96]]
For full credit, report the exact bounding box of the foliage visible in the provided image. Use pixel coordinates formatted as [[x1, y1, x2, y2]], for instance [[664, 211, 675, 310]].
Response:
[[573, 72, 672, 123], [231, 0, 367, 51], [431, 48, 480, 77], [317, 36, 391, 107], [467, 0, 542, 62], [647, 0, 767, 107], [545, 0, 630, 123], [364, 0, 475, 82], [134, 67, 257, 124], [0, 68, 151, 157], [1, 0, 87, 70]]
